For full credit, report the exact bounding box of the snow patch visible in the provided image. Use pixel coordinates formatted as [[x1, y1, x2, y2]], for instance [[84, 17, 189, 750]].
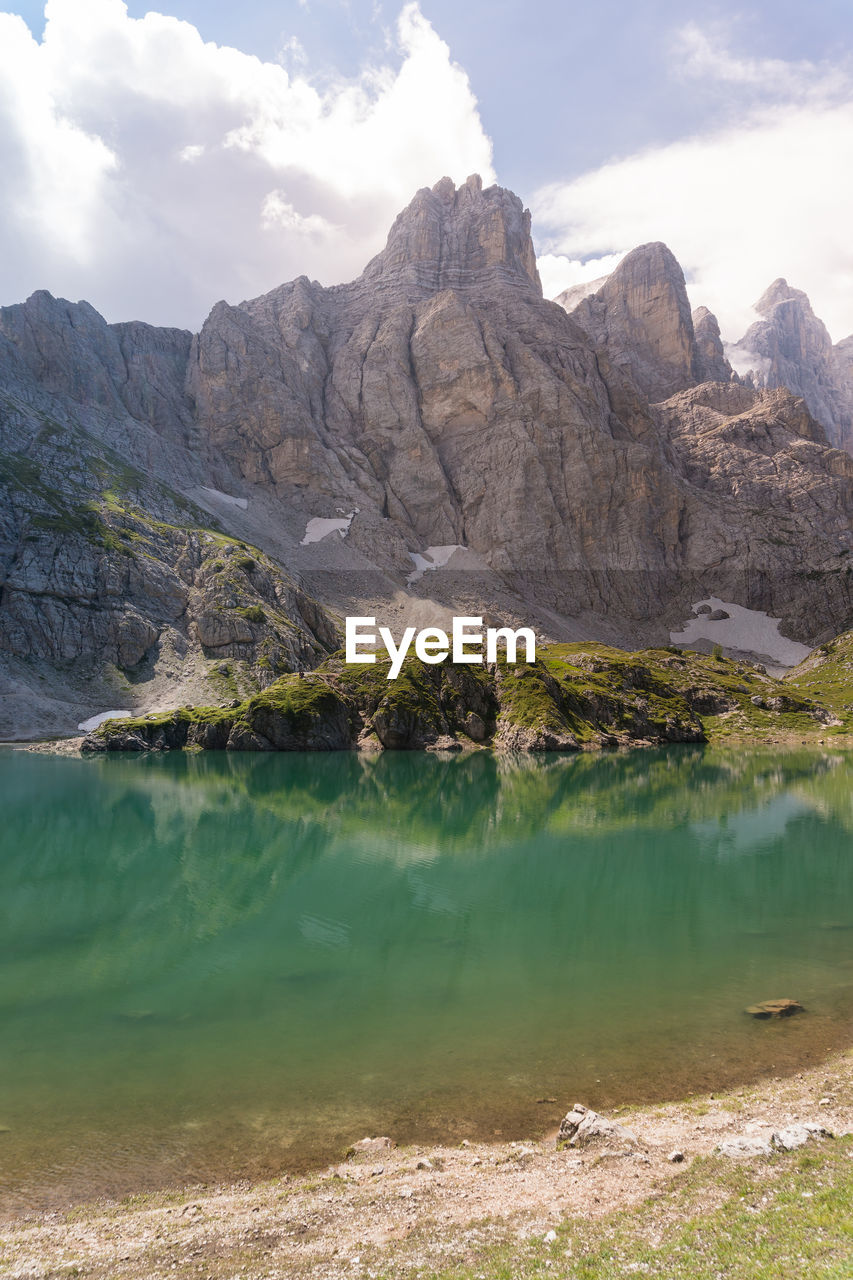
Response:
[[406, 544, 467, 585], [300, 512, 354, 545], [199, 487, 248, 510], [670, 598, 811, 666], [77, 710, 132, 733]]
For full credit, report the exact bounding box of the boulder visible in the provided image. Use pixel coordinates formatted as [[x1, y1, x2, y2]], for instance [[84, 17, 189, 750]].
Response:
[[558, 1103, 638, 1149], [350, 1136, 395, 1158]]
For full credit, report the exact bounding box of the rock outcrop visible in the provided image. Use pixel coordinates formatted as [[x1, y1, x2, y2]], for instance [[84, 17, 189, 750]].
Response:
[[558, 1104, 638, 1149], [82, 636, 853, 754]]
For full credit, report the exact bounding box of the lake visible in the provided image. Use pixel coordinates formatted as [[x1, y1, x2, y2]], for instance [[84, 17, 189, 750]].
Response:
[[2, 746, 852, 1214]]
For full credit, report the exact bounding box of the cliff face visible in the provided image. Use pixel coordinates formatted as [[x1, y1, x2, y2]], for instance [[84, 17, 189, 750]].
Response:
[[0, 295, 339, 739], [567, 243, 709, 403], [2, 176, 853, 735]]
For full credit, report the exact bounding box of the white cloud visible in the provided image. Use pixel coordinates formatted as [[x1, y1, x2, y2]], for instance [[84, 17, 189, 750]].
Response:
[[537, 251, 625, 303], [277, 35, 307, 68], [671, 22, 839, 96], [0, 0, 494, 327], [0, 11, 117, 263], [260, 191, 336, 236], [532, 27, 853, 343]]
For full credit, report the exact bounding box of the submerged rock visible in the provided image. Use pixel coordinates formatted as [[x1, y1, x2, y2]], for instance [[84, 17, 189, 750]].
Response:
[[745, 999, 805, 1019]]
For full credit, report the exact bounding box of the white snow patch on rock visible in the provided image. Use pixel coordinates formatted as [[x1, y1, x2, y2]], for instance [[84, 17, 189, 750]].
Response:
[[300, 513, 354, 545], [78, 710, 132, 732], [406, 545, 467, 585], [670, 598, 811, 666], [199, 487, 248, 510]]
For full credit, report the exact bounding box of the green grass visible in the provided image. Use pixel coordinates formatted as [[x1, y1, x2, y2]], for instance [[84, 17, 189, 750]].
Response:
[[409, 1139, 853, 1280]]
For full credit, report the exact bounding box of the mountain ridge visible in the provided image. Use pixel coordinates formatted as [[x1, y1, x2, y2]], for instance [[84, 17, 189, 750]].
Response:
[[2, 175, 852, 737]]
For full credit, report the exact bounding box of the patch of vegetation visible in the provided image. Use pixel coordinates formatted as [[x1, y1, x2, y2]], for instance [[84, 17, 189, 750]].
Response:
[[496, 659, 585, 741], [237, 604, 267, 624], [0, 452, 42, 489]]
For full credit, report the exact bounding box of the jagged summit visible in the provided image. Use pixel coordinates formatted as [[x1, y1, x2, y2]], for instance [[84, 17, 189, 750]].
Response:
[[0, 288, 193, 430], [359, 174, 541, 297], [754, 278, 810, 316], [727, 276, 853, 451]]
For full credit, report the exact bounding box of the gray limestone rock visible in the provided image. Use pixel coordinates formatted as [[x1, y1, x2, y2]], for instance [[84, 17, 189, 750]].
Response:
[[558, 1104, 638, 1149], [718, 1121, 832, 1157]]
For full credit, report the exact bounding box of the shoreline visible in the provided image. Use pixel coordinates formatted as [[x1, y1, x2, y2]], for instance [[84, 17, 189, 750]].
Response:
[[3, 1046, 853, 1278], [9, 729, 853, 757]]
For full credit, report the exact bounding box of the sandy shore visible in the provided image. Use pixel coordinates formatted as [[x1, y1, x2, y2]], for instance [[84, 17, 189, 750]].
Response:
[[3, 1046, 853, 1279]]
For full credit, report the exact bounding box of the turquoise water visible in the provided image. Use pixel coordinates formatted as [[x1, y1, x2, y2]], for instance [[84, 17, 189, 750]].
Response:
[[2, 746, 853, 1213]]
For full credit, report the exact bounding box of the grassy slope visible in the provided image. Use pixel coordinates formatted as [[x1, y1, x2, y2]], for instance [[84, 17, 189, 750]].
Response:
[[423, 1141, 853, 1280], [89, 634, 853, 751]]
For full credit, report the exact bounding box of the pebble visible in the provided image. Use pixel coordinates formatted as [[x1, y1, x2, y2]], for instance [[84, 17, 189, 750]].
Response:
[[544, 1229, 557, 1244], [668, 1150, 685, 1163]]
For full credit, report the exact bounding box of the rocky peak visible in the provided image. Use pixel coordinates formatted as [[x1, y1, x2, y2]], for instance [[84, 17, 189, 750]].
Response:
[[359, 174, 541, 298], [568, 241, 703, 403], [754, 278, 809, 316], [727, 279, 853, 451], [692, 306, 732, 384]]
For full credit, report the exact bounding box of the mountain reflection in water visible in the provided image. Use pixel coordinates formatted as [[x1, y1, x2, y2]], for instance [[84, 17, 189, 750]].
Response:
[[1, 746, 852, 1212]]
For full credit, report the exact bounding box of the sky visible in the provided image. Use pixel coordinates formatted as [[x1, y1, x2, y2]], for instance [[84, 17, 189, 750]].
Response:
[[1, 0, 853, 340]]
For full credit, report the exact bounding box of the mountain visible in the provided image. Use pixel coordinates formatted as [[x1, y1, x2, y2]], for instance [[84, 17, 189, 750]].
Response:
[[726, 279, 853, 453], [2, 176, 852, 737]]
